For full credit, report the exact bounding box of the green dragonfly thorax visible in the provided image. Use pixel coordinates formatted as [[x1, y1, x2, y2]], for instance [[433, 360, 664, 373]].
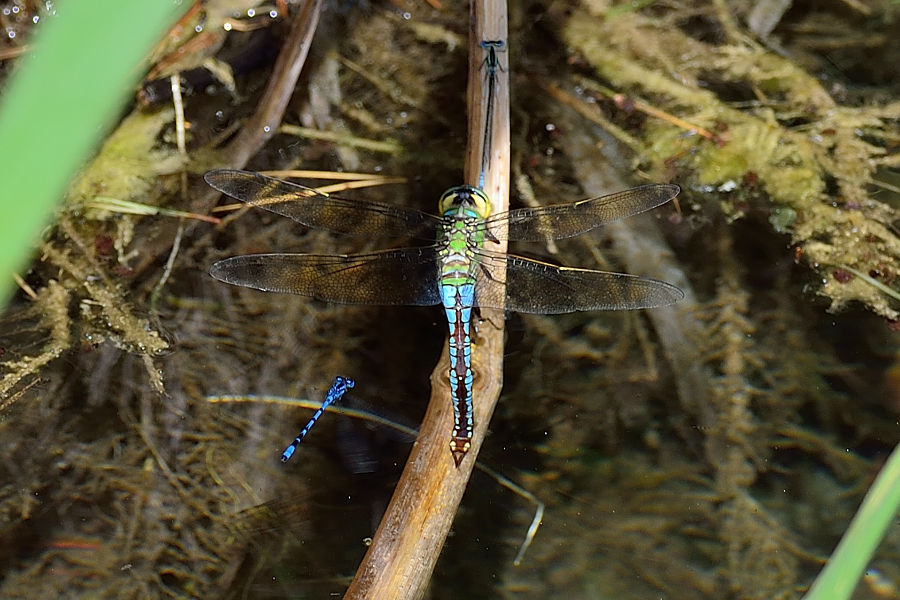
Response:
[[438, 185, 494, 257]]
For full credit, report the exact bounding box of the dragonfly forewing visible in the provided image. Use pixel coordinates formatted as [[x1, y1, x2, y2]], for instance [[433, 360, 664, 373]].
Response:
[[209, 248, 442, 306], [482, 183, 680, 242], [205, 169, 442, 241], [473, 252, 684, 314]]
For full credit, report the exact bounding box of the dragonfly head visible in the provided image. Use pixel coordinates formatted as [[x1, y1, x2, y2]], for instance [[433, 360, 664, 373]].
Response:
[[439, 185, 491, 220]]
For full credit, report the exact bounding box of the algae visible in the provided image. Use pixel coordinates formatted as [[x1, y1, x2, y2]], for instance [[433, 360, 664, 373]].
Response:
[[566, 2, 900, 319]]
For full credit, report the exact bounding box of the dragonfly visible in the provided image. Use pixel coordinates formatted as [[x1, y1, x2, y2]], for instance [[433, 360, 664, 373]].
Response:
[[281, 376, 356, 463], [206, 169, 683, 466], [477, 39, 505, 188]]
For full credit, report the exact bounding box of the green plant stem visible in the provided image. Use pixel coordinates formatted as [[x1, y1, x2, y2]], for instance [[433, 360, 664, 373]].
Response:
[[803, 441, 900, 600]]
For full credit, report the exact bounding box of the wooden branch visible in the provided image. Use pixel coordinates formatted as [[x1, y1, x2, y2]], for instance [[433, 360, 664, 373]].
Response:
[[342, 1, 510, 598], [224, 0, 324, 167], [136, 1, 325, 279]]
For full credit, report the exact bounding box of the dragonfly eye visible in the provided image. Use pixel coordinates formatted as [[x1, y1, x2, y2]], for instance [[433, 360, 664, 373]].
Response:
[[439, 185, 492, 219]]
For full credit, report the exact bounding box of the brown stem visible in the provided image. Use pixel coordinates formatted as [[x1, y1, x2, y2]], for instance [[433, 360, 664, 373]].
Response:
[[223, 0, 323, 167], [134, 2, 325, 279], [342, 1, 509, 598]]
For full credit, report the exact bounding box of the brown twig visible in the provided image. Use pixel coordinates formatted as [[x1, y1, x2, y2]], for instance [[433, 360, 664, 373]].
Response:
[[133, 1, 324, 279], [342, 1, 510, 598], [580, 79, 722, 144], [223, 0, 324, 167]]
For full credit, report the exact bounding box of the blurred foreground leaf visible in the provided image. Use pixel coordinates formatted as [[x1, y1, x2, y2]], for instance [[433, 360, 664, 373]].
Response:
[[0, 0, 188, 305]]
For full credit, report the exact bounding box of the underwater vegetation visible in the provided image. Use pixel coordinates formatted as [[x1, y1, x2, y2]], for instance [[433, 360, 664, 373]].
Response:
[[0, 0, 898, 598]]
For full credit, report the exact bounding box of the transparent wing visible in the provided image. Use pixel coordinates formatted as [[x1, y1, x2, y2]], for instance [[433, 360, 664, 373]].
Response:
[[473, 252, 684, 314], [481, 183, 679, 241], [209, 247, 442, 306], [205, 169, 442, 241]]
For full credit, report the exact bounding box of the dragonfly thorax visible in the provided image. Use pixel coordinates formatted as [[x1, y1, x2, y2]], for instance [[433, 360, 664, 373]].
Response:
[[438, 185, 491, 219]]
